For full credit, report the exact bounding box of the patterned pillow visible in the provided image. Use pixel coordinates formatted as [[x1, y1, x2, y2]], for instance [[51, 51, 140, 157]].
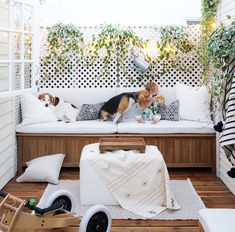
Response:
[[77, 102, 105, 120], [158, 100, 180, 121]]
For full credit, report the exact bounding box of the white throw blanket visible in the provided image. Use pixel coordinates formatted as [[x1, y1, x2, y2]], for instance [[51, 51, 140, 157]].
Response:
[[85, 144, 180, 218]]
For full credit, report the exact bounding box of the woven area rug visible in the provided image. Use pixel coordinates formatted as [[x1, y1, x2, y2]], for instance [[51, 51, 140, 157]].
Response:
[[38, 179, 205, 220]]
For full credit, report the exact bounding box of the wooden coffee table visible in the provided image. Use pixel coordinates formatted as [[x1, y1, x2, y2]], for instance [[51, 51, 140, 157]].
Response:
[[99, 137, 146, 153]]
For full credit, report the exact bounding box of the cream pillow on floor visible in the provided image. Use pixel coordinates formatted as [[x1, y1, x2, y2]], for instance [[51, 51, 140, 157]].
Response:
[[176, 83, 211, 122], [21, 93, 57, 125], [17, 154, 65, 184]]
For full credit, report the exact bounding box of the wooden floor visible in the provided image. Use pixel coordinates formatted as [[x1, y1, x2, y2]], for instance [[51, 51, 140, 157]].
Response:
[[2, 168, 235, 232]]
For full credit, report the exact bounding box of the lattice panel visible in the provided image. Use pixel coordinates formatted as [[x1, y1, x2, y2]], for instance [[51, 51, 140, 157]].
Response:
[[12, 63, 21, 90], [24, 63, 32, 88], [40, 26, 202, 89]]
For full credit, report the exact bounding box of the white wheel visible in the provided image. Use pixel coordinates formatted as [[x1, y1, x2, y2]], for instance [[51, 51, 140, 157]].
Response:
[[80, 205, 112, 232], [44, 190, 76, 213]]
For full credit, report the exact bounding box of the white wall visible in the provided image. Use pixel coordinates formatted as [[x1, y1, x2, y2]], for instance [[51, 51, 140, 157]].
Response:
[[39, 0, 201, 26], [217, 0, 235, 195], [0, 98, 15, 190], [217, 0, 235, 23], [0, 3, 16, 189]]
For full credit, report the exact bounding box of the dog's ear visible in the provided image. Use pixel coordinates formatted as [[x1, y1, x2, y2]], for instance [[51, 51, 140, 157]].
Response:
[[54, 97, 60, 106], [49, 94, 55, 105], [138, 91, 150, 108], [38, 94, 44, 100]]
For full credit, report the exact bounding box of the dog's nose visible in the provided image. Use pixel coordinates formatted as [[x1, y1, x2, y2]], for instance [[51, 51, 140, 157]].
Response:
[[45, 103, 49, 107]]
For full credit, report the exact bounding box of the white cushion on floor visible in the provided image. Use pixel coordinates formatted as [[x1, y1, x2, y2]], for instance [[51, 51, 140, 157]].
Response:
[[199, 209, 235, 232], [16, 120, 117, 134], [118, 120, 215, 134], [16, 153, 65, 184], [80, 143, 119, 205]]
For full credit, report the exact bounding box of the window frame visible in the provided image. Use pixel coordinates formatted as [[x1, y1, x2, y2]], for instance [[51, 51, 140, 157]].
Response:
[[0, 0, 39, 98]]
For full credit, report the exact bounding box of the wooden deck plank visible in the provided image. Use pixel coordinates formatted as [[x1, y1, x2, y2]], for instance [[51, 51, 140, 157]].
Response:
[[1, 169, 235, 232]]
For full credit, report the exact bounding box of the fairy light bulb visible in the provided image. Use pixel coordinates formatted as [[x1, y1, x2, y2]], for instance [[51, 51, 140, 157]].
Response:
[[164, 44, 176, 53]]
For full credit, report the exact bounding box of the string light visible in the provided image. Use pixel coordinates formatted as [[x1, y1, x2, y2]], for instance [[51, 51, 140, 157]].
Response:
[[211, 21, 217, 29], [163, 44, 176, 54]]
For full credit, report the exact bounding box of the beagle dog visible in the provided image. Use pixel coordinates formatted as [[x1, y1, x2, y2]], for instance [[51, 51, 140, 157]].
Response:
[[100, 90, 151, 124], [38, 92, 79, 122]]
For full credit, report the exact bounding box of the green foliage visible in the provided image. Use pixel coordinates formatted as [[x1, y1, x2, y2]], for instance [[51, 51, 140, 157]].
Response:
[[86, 24, 143, 76], [200, 0, 220, 88], [207, 19, 235, 96], [201, 0, 220, 21], [42, 23, 84, 74], [156, 26, 194, 73]]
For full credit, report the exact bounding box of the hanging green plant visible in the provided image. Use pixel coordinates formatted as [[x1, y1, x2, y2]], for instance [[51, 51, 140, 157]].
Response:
[[86, 24, 144, 76], [42, 23, 84, 74], [156, 26, 194, 74], [207, 18, 235, 96], [199, 0, 220, 83]]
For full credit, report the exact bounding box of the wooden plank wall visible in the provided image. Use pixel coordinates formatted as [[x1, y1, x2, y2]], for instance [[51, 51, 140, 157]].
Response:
[[0, 98, 15, 189], [0, 3, 15, 189], [217, 0, 235, 22], [217, 0, 235, 194]]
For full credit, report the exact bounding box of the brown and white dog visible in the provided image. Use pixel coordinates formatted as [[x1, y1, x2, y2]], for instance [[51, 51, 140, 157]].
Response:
[[100, 90, 151, 124], [38, 92, 59, 109], [38, 92, 79, 122]]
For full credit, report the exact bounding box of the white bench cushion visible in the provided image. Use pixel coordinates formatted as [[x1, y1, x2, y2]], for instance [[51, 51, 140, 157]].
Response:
[[16, 120, 215, 134], [199, 209, 235, 232], [16, 120, 117, 134], [117, 120, 215, 134]]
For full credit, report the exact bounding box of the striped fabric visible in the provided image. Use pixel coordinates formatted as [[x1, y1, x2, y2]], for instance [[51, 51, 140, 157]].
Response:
[[220, 58, 235, 168]]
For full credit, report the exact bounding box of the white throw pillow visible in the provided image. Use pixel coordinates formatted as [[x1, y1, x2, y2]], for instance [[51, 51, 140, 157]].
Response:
[[176, 83, 211, 122], [21, 93, 57, 125], [17, 154, 65, 184]]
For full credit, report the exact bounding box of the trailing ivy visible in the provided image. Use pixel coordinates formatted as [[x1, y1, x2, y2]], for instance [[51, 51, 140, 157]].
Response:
[[200, 0, 220, 85], [42, 23, 84, 74], [156, 26, 194, 74], [86, 24, 144, 77], [207, 18, 235, 96]]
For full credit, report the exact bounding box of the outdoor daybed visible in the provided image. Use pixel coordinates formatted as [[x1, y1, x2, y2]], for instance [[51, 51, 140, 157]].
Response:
[[16, 87, 216, 173]]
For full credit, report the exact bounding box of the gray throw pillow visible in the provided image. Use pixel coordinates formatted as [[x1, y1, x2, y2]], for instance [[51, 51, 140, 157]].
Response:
[[77, 102, 105, 120], [159, 100, 180, 121]]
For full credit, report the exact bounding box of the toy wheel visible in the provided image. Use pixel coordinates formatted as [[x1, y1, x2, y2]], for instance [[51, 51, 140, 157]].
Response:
[[80, 205, 111, 232], [45, 190, 76, 213], [51, 195, 72, 214]]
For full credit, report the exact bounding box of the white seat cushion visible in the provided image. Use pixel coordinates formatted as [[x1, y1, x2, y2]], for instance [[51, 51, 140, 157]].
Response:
[[16, 120, 117, 134], [117, 120, 215, 134], [199, 209, 235, 232]]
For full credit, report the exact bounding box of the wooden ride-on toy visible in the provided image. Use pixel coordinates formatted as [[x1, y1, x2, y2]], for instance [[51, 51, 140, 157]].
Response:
[[0, 191, 112, 232]]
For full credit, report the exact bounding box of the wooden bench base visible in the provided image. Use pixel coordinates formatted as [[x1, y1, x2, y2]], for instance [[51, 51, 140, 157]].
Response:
[[17, 133, 216, 174]]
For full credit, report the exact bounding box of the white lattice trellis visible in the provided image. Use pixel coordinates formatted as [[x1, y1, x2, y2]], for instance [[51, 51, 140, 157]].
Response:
[[40, 25, 202, 89]]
